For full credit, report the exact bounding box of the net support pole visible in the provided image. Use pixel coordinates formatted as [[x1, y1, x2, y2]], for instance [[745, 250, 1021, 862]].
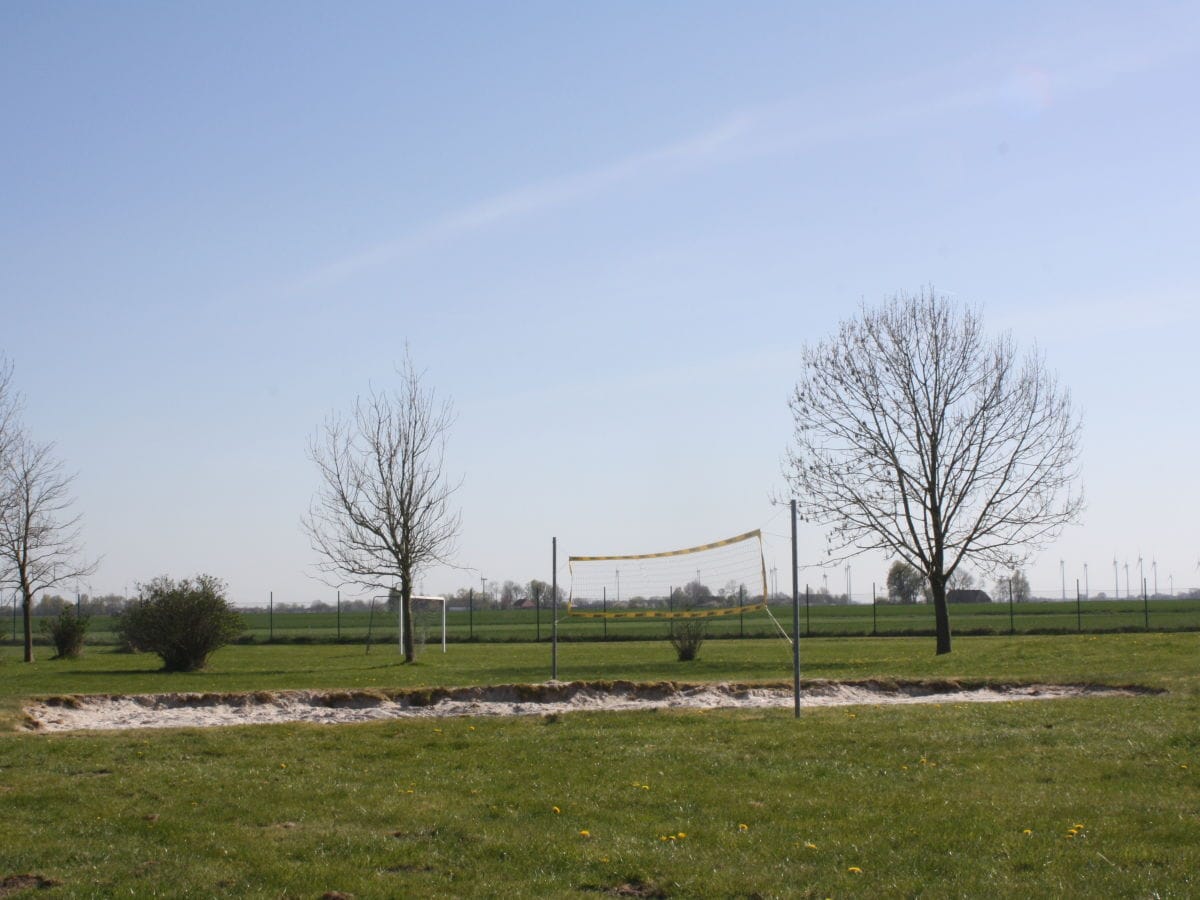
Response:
[[551, 536, 559, 681], [791, 499, 801, 718]]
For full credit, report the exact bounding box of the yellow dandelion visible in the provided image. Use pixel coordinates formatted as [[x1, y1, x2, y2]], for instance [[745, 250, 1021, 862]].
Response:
[[279, 763, 287, 769], [1022, 829, 1033, 836], [552, 806, 561, 815], [677, 832, 686, 839], [805, 842, 817, 850], [738, 823, 749, 832], [848, 866, 863, 874], [580, 830, 591, 838], [641, 784, 650, 790], [1180, 764, 1189, 769], [469, 726, 476, 731], [600, 857, 609, 863], [1073, 823, 1084, 830], [901, 765, 909, 771], [660, 835, 669, 842]]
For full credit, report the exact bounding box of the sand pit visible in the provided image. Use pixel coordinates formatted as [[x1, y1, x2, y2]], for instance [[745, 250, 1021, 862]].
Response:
[[22, 680, 1146, 733]]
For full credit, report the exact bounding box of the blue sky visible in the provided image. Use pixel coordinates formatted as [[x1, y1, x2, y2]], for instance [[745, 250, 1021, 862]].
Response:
[[3, 2, 1198, 605]]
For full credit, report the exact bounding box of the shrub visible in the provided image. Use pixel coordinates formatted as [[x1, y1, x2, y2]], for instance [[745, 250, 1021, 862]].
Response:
[[119, 574, 244, 672], [40, 607, 90, 659], [668, 617, 708, 662]]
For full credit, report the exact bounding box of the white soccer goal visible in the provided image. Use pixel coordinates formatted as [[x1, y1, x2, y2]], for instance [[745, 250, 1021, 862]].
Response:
[[568, 529, 771, 621], [401, 595, 447, 653]]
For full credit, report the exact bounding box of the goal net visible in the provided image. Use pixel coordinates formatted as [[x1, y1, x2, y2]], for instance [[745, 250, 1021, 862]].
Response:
[[568, 529, 769, 619]]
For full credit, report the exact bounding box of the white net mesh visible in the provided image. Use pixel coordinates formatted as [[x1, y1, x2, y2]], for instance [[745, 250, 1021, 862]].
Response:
[[568, 530, 768, 619]]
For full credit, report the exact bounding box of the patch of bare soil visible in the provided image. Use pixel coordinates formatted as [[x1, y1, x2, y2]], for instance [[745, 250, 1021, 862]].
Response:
[[21, 680, 1151, 733], [0, 875, 61, 897]]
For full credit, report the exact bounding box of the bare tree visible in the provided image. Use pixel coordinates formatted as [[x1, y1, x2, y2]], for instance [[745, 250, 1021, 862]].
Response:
[[0, 434, 99, 662], [785, 290, 1082, 654], [304, 356, 460, 662]]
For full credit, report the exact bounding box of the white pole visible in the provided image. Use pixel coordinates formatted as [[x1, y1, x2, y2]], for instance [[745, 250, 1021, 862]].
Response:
[[399, 593, 404, 655], [442, 597, 447, 653]]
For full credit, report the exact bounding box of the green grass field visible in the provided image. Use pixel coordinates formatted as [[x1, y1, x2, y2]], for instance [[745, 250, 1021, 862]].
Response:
[[1, 634, 1197, 897]]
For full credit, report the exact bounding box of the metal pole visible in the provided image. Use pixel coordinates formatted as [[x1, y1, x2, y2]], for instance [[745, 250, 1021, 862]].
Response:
[[337, 590, 340, 641], [791, 499, 800, 719], [872, 582, 877, 636], [1009, 578, 1014, 635], [551, 537, 558, 681], [442, 597, 447, 653], [739, 585, 745, 639]]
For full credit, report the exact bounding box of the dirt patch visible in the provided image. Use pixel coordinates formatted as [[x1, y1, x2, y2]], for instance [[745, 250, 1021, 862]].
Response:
[[0, 875, 61, 897], [21, 680, 1151, 733]]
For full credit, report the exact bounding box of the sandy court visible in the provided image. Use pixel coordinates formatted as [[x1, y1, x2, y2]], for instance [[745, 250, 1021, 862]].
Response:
[[21, 680, 1145, 732]]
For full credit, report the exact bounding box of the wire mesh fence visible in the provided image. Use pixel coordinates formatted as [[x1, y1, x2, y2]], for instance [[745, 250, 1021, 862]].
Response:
[[8, 590, 1199, 647]]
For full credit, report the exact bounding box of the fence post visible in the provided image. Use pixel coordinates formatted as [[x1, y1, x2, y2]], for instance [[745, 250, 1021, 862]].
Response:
[[1008, 579, 1014, 635], [337, 590, 340, 641], [739, 585, 745, 639]]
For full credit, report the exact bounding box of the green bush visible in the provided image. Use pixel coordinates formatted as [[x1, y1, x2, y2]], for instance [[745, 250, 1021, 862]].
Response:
[[668, 617, 707, 661], [119, 575, 244, 672], [40, 607, 90, 659]]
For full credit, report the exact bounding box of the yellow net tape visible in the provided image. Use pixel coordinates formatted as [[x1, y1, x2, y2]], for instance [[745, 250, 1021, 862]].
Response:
[[569, 529, 761, 562], [568, 601, 767, 620]]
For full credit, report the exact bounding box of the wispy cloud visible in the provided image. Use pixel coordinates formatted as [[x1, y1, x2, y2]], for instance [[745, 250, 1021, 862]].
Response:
[[291, 18, 1197, 293], [295, 114, 754, 291]]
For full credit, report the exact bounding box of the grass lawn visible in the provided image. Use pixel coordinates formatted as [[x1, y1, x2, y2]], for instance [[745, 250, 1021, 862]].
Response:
[[0, 633, 1197, 897]]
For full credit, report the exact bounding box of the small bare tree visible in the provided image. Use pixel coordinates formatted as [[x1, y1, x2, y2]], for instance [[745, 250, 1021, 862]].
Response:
[[785, 290, 1082, 654], [304, 356, 460, 662], [0, 434, 99, 663]]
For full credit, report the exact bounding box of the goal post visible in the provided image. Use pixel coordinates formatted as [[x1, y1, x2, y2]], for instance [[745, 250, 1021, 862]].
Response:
[[398, 594, 447, 654]]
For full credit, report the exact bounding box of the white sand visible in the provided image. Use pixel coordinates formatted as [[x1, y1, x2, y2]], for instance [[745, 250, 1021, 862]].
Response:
[[22, 680, 1141, 733]]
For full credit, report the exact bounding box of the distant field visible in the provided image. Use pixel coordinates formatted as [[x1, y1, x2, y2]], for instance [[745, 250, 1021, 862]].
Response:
[[9, 596, 1198, 648], [1, 634, 1197, 897]]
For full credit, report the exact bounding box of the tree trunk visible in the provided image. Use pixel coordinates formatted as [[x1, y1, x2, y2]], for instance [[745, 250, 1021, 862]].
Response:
[[930, 575, 952, 655], [22, 588, 34, 663], [401, 587, 414, 663]]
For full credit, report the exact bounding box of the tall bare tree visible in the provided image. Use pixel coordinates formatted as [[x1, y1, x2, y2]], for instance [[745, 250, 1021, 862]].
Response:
[[0, 434, 99, 662], [785, 290, 1082, 654], [305, 356, 460, 662]]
